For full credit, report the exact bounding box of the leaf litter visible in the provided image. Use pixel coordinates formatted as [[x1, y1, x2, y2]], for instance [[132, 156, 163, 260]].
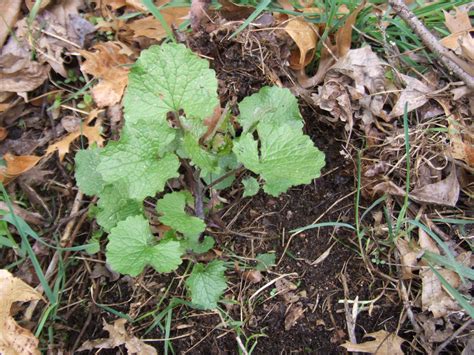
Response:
[[1, 1, 473, 354]]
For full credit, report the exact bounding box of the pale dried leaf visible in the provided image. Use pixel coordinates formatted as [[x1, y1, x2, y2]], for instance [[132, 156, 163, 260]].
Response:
[[0, 54, 49, 93], [129, 8, 189, 42], [0, 270, 43, 355], [410, 167, 460, 206], [448, 114, 474, 167], [0, 153, 42, 183], [443, 8, 471, 34], [388, 74, 433, 119], [0, 0, 22, 49], [418, 228, 440, 255], [395, 238, 418, 279], [77, 319, 157, 355], [340, 330, 405, 354], [284, 304, 305, 331], [421, 268, 461, 318], [459, 33, 474, 63], [285, 17, 318, 70]]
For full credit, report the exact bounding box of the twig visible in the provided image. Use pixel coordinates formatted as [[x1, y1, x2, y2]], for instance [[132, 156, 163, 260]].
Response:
[[388, 0, 474, 89], [433, 319, 473, 355], [341, 272, 359, 347]]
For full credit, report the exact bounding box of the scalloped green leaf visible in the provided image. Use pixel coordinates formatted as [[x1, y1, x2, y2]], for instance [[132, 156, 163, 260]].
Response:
[[96, 184, 144, 232], [233, 121, 325, 196], [106, 215, 183, 276], [157, 191, 206, 237], [75, 147, 105, 196], [186, 260, 227, 309], [97, 124, 180, 200], [242, 176, 259, 197], [238, 86, 303, 133], [124, 43, 219, 126]]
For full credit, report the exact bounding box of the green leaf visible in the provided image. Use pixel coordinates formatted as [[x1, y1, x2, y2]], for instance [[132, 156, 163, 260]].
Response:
[[75, 147, 105, 196], [96, 184, 144, 232], [157, 191, 206, 237], [234, 122, 325, 196], [186, 260, 227, 309], [182, 234, 215, 254], [242, 176, 259, 197], [98, 130, 180, 200], [255, 252, 276, 271], [238, 86, 303, 133], [124, 43, 218, 126], [182, 133, 219, 175], [106, 215, 183, 276], [85, 231, 103, 255]]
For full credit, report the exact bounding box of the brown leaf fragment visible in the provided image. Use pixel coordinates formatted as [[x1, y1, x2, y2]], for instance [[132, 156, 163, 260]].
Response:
[[0, 54, 49, 93], [0, 270, 43, 355], [0, 0, 22, 49], [443, 8, 471, 35], [395, 238, 418, 279], [410, 167, 460, 206], [0, 153, 42, 183], [459, 33, 474, 63], [388, 74, 433, 119], [285, 17, 318, 70], [421, 267, 461, 318], [78, 318, 157, 355], [242, 270, 263, 284], [0, 202, 44, 226], [80, 42, 133, 107], [340, 330, 405, 354], [284, 303, 305, 331], [46, 119, 104, 161], [129, 9, 189, 42]]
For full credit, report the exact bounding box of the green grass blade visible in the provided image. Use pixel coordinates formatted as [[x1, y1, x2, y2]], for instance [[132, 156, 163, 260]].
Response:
[[0, 184, 56, 303], [360, 195, 387, 222], [395, 103, 410, 235], [229, 0, 272, 39], [423, 251, 474, 280]]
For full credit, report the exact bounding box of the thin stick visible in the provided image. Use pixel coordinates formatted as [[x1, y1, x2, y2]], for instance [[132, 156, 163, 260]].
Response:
[[388, 0, 474, 89]]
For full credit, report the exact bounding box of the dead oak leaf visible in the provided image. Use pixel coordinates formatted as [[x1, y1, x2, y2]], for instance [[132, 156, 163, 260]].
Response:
[[0, 54, 49, 93], [0, 270, 43, 355], [80, 42, 133, 107], [284, 17, 318, 70], [421, 267, 461, 318], [388, 74, 433, 119], [0, 153, 42, 184], [340, 330, 405, 354], [443, 7, 471, 35], [77, 318, 157, 355]]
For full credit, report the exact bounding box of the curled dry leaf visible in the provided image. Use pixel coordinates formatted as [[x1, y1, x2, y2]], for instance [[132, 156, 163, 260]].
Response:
[[410, 166, 460, 207], [0, 153, 42, 183], [0, 0, 22, 49], [77, 318, 157, 355], [80, 42, 133, 107], [0, 270, 43, 355], [395, 238, 419, 279], [340, 330, 405, 354], [284, 17, 318, 70]]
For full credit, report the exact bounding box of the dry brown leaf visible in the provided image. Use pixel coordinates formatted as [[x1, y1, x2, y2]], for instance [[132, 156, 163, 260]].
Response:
[[443, 8, 471, 34], [129, 8, 189, 42], [80, 42, 133, 107], [340, 330, 405, 354], [0, 153, 42, 183], [0, 270, 43, 355], [242, 270, 263, 284], [410, 166, 460, 207], [388, 74, 433, 119], [284, 303, 305, 331], [285, 17, 318, 70], [459, 33, 474, 63], [421, 267, 461, 318], [0, 0, 22, 49], [395, 238, 418, 279], [418, 228, 440, 255], [0, 54, 49, 93], [77, 318, 157, 354], [46, 120, 104, 161], [335, 1, 366, 58]]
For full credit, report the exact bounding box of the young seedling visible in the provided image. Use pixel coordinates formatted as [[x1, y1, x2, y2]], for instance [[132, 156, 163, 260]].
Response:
[[75, 43, 325, 309]]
